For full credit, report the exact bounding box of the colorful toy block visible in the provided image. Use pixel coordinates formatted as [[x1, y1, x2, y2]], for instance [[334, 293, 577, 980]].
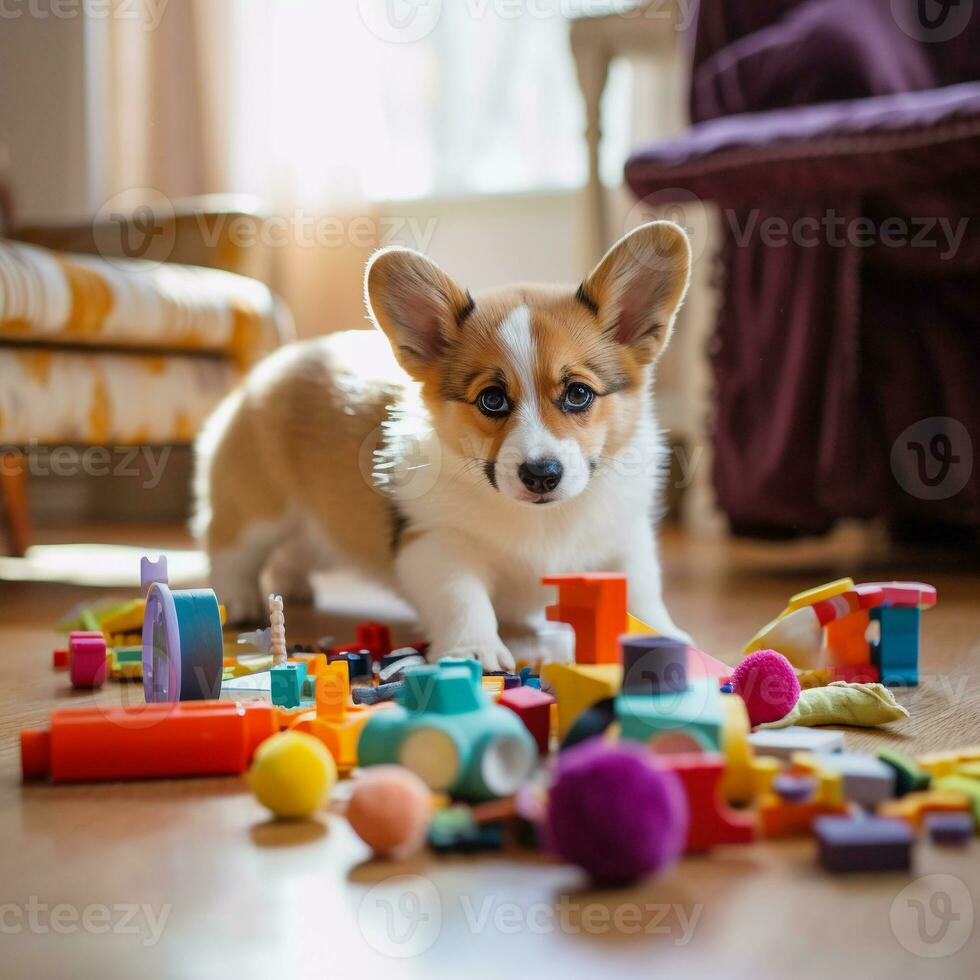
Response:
[[759, 793, 847, 837], [720, 693, 755, 805], [69, 632, 108, 689], [621, 635, 688, 695], [877, 747, 930, 796], [870, 606, 920, 686], [271, 661, 308, 709], [499, 685, 555, 755], [288, 661, 380, 773], [915, 746, 980, 778], [925, 811, 974, 846], [52, 649, 69, 670], [541, 662, 622, 740], [357, 658, 537, 801], [660, 752, 756, 852], [747, 726, 844, 761], [814, 816, 913, 872], [878, 790, 973, 829], [543, 573, 627, 664], [21, 701, 278, 782], [616, 677, 723, 752], [808, 752, 896, 808], [932, 775, 980, 826], [327, 650, 372, 681]]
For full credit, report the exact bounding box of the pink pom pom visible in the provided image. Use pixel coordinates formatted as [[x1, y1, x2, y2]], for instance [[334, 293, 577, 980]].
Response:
[[731, 649, 801, 726]]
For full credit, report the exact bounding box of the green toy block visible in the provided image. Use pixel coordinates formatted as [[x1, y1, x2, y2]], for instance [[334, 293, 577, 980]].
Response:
[[877, 747, 930, 796], [113, 645, 143, 664], [271, 661, 308, 709], [615, 677, 723, 751], [357, 658, 537, 801]]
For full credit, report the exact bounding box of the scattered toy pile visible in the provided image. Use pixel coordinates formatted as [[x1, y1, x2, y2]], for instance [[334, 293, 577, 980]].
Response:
[[23, 562, 978, 888]]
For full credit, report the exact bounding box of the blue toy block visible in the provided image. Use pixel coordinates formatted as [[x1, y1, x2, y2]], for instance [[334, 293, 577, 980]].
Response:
[[271, 661, 308, 708], [615, 676, 723, 751], [357, 658, 537, 801], [870, 606, 919, 686]]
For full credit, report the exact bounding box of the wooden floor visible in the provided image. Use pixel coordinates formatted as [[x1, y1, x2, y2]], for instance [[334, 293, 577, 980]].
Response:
[[1, 524, 978, 978]]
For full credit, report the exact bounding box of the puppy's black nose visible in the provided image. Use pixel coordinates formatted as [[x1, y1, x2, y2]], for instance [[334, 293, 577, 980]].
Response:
[[518, 458, 563, 494]]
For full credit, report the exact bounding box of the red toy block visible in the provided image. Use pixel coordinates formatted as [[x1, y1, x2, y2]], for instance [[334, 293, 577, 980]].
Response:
[[543, 573, 627, 664], [661, 752, 756, 852], [354, 622, 392, 661], [21, 701, 278, 782], [52, 649, 69, 670], [68, 632, 108, 689], [500, 685, 555, 754]]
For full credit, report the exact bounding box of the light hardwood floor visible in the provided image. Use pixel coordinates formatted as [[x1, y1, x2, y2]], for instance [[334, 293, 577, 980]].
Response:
[[0, 524, 978, 979]]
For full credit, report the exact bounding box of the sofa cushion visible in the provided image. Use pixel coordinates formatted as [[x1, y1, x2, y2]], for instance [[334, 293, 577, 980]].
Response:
[[0, 239, 291, 364]]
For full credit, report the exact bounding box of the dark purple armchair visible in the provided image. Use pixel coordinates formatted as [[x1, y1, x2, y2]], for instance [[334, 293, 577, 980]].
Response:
[[626, 0, 980, 539]]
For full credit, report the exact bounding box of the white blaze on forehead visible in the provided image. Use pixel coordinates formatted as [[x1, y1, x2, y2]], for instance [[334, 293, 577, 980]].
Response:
[[498, 305, 537, 415]]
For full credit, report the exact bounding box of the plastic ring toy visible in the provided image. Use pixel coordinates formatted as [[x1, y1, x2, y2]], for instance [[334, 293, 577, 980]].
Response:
[[143, 584, 223, 702]]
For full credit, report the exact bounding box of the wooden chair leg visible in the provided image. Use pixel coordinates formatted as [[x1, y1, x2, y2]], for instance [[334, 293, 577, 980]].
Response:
[[0, 450, 31, 556]]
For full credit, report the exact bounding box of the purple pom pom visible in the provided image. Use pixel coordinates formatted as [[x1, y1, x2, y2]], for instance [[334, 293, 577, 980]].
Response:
[[731, 649, 801, 726], [546, 739, 689, 885]]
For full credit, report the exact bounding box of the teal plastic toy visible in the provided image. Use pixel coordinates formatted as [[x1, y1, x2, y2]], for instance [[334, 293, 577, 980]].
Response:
[[357, 658, 537, 801], [615, 676, 723, 751]]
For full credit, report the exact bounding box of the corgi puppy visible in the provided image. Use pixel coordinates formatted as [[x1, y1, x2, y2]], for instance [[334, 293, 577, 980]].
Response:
[[194, 220, 692, 670]]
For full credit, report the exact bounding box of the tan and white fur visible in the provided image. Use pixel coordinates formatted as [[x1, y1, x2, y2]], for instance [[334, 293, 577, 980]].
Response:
[[194, 221, 692, 671]]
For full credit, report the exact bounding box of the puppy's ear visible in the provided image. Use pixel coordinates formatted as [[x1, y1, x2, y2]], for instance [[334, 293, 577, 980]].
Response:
[[580, 221, 691, 364], [365, 247, 472, 378]]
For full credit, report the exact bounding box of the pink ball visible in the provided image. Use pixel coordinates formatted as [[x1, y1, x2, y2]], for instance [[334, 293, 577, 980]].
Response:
[[731, 649, 801, 726], [346, 766, 432, 859]]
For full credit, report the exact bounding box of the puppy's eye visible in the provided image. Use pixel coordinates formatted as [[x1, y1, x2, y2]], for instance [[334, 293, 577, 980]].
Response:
[[561, 382, 595, 413], [476, 386, 511, 417]]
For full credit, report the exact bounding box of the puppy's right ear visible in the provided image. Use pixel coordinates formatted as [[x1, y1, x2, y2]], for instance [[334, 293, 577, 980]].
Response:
[[365, 247, 472, 379]]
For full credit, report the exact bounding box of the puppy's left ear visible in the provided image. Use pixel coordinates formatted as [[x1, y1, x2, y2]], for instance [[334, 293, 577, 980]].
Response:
[[581, 221, 691, 364]]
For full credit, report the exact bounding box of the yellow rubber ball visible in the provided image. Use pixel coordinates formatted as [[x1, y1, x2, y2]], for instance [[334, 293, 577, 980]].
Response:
[[248, 731, 337, 819]]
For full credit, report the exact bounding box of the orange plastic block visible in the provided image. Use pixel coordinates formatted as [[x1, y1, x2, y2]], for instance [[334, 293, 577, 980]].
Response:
[[289, 652, 329, 677], [824, 610, 872, 667], [543, 573, 627, 664], [661, 752, 756, 852], [481, 676, 504, 698], [758, 795, 847, 837], [878, 791, 972, 829], [288, 661, 383, 772], [20, 701, 277, 782]]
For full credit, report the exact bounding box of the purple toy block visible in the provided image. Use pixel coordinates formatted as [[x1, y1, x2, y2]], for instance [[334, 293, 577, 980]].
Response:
[[814, 816, 914, 873], [925, 811, 975, 846], [69, 632, 107, 689]]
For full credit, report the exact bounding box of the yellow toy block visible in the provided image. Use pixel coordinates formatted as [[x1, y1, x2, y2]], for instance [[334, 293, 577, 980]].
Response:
[[790, 752, 845, 806], [785, 578, 855, 615], [481, 676, 504, 699], [99, 599, 146, 635], [626, 614, 657, 635], [933, 776, 980, 827], [751, 756, 781, 798], [878, 790, 973, 829], [542, 662, 622, 740], [720, 693, 754, 805], [916, 746, 980, 778]]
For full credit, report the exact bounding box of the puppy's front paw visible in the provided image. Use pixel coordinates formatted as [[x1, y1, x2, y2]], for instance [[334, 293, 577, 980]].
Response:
[[430, 637, 516, 673]]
